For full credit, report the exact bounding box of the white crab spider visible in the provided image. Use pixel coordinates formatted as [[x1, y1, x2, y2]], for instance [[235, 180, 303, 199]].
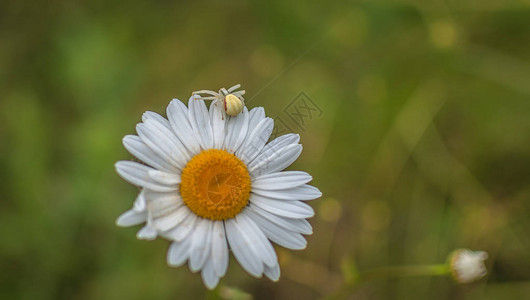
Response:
[[192, 84, 246, 117]]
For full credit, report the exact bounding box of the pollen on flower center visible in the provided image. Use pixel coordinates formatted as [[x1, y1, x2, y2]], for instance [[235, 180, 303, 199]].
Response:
[[180, 149, 251, 220]]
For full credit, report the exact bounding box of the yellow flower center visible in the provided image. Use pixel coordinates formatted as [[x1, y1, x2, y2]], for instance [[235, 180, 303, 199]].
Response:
[[180, 149, 251, 220]]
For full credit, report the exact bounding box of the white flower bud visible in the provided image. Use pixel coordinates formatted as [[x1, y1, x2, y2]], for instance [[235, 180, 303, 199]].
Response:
[[449, 249, 488, 284]]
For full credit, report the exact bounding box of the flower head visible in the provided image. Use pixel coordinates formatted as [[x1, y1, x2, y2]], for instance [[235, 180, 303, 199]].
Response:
[[115, 94, 321, 289], [449, 249, 488, 284]]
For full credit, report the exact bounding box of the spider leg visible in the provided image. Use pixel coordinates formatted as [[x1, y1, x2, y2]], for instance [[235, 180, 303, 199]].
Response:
[[227, 84, 241, 93], [219, 88, 229, 97], [232, 90, 246, 97], [192, 90, 219, 97], [196, 96, 218, 101]]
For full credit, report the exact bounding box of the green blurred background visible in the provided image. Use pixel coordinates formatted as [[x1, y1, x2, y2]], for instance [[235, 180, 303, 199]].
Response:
[[1, 0, 530, 299]]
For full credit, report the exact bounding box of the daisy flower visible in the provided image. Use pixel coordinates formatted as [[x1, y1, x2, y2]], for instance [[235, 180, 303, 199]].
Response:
[[115, 93, 321, 289]]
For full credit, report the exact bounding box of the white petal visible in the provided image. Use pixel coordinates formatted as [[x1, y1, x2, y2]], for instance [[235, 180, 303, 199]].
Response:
[[252, 184, 321, 201], [188, 95, 213, 150], [248, 133, 300, 171], [249, 205, 313, 235], [148, 170, 181, 185], [237, 117, 274, 164], [264, 263, 281, 282], [189, 218, 213, 272], [115, 161, 177, 192], [246, 207, 307, 250], [147, 195, 182, 216], [137, 225, 157, 240], [123, 135, 176, 173], [133, 190, 146, 212], [166, 99, 201, 155], [144, 189, 182, 205], [211, 221, 229, 277], [250, 194, 315, 219], [201, 258, 220, 290], [142, 111, 171, 130], [137, 119, 190, 169], [225, 218, 264, 277], [167, 238, 191, 267], [223, 107, 249, 153], [162, 210, 197, 241], [116, 209, 146, 227], [249, 144, 303, 177], [252, 171, 313, 190], [239, 211, 278, 267], [249, 133, 300, 165], [149, 204, 188, 232], [248, 107, 266, 130], [210, 101, 226, 149]]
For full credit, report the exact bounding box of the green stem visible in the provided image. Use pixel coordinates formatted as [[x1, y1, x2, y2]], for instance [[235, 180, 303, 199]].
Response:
[[361, 264, 450, 280], [323, 264, 450, 300]]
